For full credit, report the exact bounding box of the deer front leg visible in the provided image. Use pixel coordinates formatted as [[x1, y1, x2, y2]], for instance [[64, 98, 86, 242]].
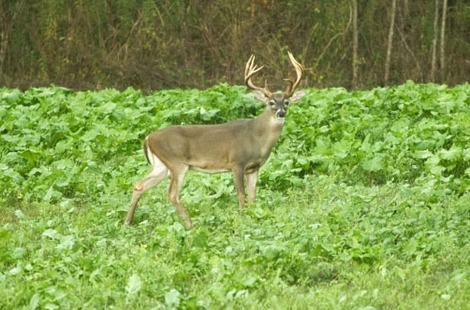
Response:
[[245, 170, 259, 203], [232, 168, 246, 210]]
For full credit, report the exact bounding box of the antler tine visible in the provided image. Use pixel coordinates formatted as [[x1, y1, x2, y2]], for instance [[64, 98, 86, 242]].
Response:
[[283, 78, 294, 95], [284, 52, 304, 97], [244, 55, 259, 78], [244, 54, 272, 97]]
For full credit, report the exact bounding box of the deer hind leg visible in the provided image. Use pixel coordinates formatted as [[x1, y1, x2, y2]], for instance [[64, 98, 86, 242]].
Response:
[[125, 156, 169, 225], [167, 165, 193, 229]]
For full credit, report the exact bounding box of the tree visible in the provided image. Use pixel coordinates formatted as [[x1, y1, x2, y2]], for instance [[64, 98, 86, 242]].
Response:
[[0, 0, 24, 79], [384, 0, 397, 85], [440, 0, 448, 73], [431, 0, 440, 82], [352, 0, 359, 88]]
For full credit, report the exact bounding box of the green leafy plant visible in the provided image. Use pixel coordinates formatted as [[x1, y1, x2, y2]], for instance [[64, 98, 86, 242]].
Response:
[[1, 83, 470, 309]]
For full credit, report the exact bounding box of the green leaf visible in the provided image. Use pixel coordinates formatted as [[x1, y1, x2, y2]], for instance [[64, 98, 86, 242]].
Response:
[[414, 150, 433, 159], [263, 246, 281, 261], [11, 247, 27, 259], [99, 102, 117, 114], [29, 294, 40, 310], [362, 155, 383, 172], [125, 274, 142, 297], [165, 289, 181, 306], [80, 128, 100, 142], [439, 145, 462, 161], [42, 229, 61, 240]]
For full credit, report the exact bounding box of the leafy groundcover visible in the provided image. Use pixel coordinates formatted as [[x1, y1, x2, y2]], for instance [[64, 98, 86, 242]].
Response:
[[1, 82, 469, 309]]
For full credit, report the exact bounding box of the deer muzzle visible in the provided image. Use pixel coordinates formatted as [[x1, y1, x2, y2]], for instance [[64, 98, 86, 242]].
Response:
[[276, 109, 287, 119]]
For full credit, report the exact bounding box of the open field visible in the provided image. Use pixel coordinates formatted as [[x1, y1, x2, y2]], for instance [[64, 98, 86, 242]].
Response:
[[1, 83, 470, 309]]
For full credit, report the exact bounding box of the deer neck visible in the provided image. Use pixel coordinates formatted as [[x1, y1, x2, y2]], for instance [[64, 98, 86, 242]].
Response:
[[252, 106, 285, 149]]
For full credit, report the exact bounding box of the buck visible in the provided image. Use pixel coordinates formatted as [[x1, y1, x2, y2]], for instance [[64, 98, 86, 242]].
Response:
[[125, 52, 305, 228]]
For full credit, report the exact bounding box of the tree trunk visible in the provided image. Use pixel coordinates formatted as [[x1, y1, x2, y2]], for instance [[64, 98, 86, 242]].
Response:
[[403, 0, 409, 19], [0, 1, 24, 78], [431, 0, 440, 82], [352, 0, 359, 88], [440, 0, 448, 73], [384, 0, 397, 85]]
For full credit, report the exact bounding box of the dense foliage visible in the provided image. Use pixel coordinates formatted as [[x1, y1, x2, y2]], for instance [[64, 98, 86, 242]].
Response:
[[1, 84, 469, 309], [1, 1, 470, 90]]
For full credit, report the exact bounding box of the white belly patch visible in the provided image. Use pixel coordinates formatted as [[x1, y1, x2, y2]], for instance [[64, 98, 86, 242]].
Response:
[[189, 166, 230, 174]]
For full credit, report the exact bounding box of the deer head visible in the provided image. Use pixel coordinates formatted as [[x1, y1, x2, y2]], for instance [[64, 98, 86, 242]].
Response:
[[244, 52, 306, 121]]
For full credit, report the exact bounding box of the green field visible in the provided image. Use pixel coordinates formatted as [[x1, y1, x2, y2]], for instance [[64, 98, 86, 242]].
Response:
[[1, 83, 470, 309]]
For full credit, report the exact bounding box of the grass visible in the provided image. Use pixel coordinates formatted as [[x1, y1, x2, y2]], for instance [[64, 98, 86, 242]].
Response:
[[1, 174, 469, 309]]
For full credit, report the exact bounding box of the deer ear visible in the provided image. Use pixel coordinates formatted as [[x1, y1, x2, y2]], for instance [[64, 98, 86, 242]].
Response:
[[289, 90, 306, 102], [251, 90, 269, 102]]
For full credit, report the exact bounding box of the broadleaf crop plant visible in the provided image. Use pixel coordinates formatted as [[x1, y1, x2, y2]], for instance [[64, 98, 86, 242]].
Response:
[[1, 82, 469, 309]]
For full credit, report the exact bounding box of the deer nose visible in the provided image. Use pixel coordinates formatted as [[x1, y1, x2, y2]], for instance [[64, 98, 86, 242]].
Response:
[[276, 109, 286, 118]]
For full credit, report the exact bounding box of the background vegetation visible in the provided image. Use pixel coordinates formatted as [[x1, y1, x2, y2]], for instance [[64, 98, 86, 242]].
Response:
[[1, 0, 469, 91], [1, 84, 470, 308]]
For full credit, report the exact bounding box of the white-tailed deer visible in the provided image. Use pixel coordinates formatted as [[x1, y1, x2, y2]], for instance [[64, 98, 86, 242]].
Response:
[[125, 52, 305, 228]]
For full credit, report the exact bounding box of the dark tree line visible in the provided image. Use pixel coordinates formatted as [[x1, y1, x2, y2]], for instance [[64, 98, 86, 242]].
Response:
[[1, 0, 469, 91]]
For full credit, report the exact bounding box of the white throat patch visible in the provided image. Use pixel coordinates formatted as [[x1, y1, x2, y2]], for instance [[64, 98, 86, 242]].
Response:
[[271, 116, 285, 124]]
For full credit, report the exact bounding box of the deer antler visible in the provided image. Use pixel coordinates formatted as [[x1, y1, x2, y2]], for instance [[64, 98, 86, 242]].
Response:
[[244, 55, 272, 98], [283, 52, 304, 97]]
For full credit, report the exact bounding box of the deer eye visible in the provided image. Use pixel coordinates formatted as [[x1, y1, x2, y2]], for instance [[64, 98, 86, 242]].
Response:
[[269, 100, 276, 106], [284, 101, 290, 106]]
